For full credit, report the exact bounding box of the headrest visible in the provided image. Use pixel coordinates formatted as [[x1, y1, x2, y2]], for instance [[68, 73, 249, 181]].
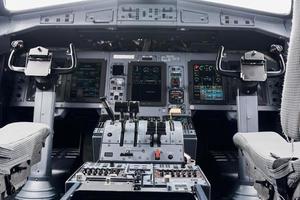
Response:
[[281, 1, 300, 141]]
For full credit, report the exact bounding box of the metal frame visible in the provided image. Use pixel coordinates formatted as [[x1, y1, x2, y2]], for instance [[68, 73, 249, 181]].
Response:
[[231, 89, 259, 198], [6, 42, 77, 200], [237, 90, 258, 133], [16, 87, 57, 200]]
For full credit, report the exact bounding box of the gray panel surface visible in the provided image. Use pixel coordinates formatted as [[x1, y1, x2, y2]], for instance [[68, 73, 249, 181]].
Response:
[[99, 120, 184, 163], [0, 0, 291, 38], [10, 51, 282, 115]]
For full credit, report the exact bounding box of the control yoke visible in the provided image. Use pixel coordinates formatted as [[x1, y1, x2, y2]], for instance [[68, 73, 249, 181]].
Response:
[[7, 41, 77, 199], [216, 45, 286, 81], [8, 40, 77, 75]]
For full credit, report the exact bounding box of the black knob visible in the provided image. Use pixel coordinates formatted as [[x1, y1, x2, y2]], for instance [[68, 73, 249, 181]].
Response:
[[129, 101, 139, 114]]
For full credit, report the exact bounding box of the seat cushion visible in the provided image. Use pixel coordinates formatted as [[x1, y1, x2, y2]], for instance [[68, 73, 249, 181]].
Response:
[[0, 122, 50, 174], [233, 132, 300, 178], [0, 122, 49, 147]]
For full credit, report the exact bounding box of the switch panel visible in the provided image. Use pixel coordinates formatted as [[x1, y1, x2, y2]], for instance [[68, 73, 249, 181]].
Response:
[[99, 120, 184, 163], [109, 78, 125, 102], [109, 63, 126, 103], [267, 79, 283, 106], [169, 89, 184, 104], [12, 74, 27, 103], [169, 66, 185, 105], [220, 13, 254, 26], [169, 66, 184, 88], [66, 162, 210, 199], [41, 13, 74, 24], [118, 4, 177, 21]]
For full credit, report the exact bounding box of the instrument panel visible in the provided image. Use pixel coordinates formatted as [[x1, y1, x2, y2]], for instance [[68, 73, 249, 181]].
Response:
[[65, 59, 106, 103], [118, 4, 177, 22], [65, 162, 210, 200], [127, 62, 166, 106], [188, 61, 224, 104], [10, 51, 283, 116]]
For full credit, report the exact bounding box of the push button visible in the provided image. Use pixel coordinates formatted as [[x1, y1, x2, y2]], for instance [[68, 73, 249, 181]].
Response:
[[154, 149, 161, 160]]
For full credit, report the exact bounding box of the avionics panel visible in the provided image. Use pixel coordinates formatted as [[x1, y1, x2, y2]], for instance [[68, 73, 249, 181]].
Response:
[[65, 59, 106, 102], [188, 61, 224, 104], [127, 62, 166, 106], [10, 52, 281, 111]]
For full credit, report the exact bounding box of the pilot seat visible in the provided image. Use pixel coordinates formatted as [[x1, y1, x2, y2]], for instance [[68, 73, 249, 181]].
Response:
[[0, 122, 50, 199], [233, 1, 300, 199]]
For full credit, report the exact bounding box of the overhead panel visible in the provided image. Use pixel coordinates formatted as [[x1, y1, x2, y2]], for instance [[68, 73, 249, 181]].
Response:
[[40, 13, 74, 24]]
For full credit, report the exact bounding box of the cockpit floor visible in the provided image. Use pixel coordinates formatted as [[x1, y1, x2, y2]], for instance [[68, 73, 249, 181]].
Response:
[[201, 150, 240, 200]]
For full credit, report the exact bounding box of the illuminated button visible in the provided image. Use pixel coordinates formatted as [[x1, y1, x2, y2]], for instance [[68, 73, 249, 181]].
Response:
[[116, 79, 124, 86], [194, 64, 200, 71]]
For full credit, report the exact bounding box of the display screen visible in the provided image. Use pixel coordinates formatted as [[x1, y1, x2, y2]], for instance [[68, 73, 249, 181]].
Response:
[[189, 61, 224, 103], [112, 64, 124, 76], [68, 60, 106, 102], [128, 62, 166, 106]]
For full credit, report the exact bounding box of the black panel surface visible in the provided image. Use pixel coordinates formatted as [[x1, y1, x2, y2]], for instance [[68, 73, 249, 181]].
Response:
[[66, 59, 106, 102], [188, 61, 225, 104], [72, 191, 196, 200], [127, 62, 166, 106]]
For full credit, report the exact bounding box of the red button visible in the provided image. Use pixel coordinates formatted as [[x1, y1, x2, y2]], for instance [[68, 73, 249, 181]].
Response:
[[154, 149, 161, 160]]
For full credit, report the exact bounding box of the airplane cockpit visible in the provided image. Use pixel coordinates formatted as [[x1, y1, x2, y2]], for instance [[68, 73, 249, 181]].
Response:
[[0, 0, 298, 199]]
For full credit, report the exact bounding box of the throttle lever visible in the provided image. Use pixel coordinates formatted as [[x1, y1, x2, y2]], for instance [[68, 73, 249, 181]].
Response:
[[100, 97, 115, 123]]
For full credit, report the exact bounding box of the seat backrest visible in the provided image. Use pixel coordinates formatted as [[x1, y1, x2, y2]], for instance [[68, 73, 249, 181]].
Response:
[[281, 0, 300, 141]]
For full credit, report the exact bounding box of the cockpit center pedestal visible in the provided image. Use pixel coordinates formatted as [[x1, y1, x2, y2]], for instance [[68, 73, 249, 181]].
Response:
[[63, 99, 211, 200]]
